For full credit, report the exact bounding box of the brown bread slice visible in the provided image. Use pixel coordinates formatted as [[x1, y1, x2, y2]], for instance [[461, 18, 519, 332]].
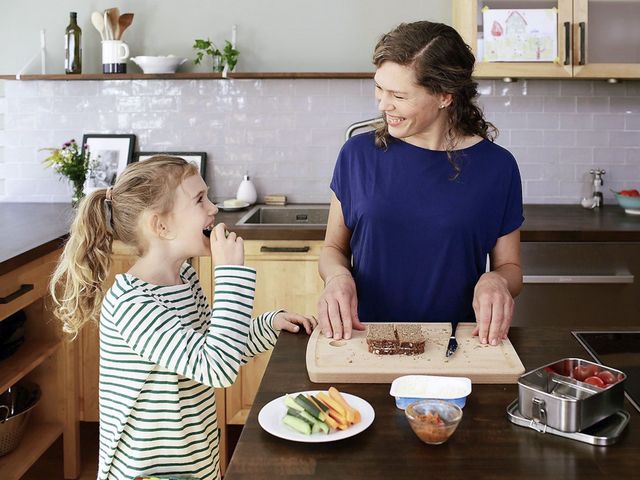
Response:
[[366, 323, 399, 355], [396, 324, 426, 355]]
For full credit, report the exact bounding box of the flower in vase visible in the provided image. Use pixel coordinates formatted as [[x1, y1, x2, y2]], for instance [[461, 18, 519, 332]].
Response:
[[41, 139, 96, 207]]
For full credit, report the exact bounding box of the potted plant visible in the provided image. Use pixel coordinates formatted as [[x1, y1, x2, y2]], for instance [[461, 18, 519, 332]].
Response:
[[193, 38, 239, 72], [42, 139, 95, 207]]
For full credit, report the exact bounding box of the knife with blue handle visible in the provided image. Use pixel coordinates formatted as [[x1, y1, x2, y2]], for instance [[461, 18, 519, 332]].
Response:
[[445, 322, 458, 357]]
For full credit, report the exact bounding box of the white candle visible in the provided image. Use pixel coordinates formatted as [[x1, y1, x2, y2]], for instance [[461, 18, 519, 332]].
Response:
[[231, 24, 237, 48]]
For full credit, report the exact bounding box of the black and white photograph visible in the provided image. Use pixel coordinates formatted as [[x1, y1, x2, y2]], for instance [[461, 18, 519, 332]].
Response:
[[136, 151, 207, 178], [82, 134, 136, 188]]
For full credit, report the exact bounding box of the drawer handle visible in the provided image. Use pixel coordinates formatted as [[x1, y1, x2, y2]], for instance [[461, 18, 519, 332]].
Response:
[[260, 246, 310, 253], [0, 284, 35, 304], [523, 274, 634, 284]]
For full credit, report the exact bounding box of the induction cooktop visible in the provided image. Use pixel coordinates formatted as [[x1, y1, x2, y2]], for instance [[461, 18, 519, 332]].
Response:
[[573, 331, 640, 413]]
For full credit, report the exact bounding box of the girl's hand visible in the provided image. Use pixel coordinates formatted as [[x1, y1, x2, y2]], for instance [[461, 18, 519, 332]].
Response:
[[210, 223, 244, 266], [472, 272, 514, 346], [273, 312, 317, 334]]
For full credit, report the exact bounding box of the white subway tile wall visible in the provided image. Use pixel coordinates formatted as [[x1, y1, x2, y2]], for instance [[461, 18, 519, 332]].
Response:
[[0, 78, 639, 203]]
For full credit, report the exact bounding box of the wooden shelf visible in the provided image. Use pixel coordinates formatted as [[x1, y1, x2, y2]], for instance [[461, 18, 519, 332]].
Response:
[[0, 338, 61, 393], [0, 72, 375, 81], [0, 421, 64, 480]]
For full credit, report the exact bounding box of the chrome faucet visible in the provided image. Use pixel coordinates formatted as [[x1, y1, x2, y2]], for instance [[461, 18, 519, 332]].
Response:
[[590, 168, 606, 207], [581, 169, 606, 209], [345, 117, 383, 141]]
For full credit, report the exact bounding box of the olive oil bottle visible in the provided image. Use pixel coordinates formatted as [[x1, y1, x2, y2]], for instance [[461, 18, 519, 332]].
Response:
[[65, 12, 82, 74]]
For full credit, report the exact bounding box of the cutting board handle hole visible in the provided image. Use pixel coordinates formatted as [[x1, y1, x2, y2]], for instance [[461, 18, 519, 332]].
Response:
[[329, 340, 347, 347]]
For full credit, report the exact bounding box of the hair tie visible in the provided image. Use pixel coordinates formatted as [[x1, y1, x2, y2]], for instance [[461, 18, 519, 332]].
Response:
[[104, 187, 114, 234]]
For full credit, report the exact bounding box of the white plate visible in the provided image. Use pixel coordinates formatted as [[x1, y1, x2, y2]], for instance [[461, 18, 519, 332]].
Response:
[[258, 390, 375, 443], [215, 201, 250, 212], [624, 208, 640, 216]]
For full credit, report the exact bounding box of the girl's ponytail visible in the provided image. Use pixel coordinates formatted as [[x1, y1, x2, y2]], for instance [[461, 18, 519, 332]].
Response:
[[50, 188, 114, 338], [49, 155, 199, 338]]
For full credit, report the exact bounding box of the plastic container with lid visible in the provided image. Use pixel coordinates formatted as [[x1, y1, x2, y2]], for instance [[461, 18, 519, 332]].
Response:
[[390, 375, 472, 410]]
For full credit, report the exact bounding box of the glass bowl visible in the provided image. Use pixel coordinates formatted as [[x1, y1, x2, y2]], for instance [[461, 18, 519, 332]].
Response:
[[404, 399, 463, 445], [613, 192, 640, 215]]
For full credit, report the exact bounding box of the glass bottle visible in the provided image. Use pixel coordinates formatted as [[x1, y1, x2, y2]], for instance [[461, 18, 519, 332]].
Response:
[[65, 12, 82, 74]]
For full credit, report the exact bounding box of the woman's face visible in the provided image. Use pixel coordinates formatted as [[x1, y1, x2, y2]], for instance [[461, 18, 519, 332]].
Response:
[[374, 61, 450, 147]]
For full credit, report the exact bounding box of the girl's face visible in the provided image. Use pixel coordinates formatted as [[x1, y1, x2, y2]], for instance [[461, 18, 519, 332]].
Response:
[[166, 174, 218, 258], [374, 61, 450, 148]]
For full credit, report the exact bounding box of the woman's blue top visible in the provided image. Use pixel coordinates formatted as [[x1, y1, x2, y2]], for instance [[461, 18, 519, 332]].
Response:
[[330, 132, 524, 323]]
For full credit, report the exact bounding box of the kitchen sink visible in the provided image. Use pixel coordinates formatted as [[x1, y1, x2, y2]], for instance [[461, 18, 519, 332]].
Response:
[[235, 205, 329, 226]]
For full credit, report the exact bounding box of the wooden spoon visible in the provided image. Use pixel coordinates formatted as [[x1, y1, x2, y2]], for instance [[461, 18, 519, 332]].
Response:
[[106, 7, 120, 40], [117, 13, 134, 40], [91, 11, 105, 41]]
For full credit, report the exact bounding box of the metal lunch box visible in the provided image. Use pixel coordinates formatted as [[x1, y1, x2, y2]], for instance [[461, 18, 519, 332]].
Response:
[[517, 358, 626, 433]]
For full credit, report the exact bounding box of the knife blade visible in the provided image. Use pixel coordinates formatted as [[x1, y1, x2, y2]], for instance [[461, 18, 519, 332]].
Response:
[[445, 322, 458, 357]]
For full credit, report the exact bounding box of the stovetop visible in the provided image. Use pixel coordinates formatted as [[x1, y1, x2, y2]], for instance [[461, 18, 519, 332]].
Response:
[[573, 331, 640, 413]]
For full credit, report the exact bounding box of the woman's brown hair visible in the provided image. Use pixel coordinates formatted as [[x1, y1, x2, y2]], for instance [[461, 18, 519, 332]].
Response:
[[50, 156, 199, 338], [372, 21, 497, 175]]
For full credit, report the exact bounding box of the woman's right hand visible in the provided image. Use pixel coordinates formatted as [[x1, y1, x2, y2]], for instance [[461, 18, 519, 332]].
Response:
[[317, 273, 365, 340], [210, 223, 244, 266]]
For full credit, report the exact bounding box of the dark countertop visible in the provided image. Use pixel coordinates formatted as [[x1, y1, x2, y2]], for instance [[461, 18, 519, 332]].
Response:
[[0, 203, 74, 275], [224, 326, 639, 479], [2, 203, 639, 275]]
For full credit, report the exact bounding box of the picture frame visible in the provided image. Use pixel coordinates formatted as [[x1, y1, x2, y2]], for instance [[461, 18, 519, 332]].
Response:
[[82, 134, 136, 188], [135, 151, 207, 178]]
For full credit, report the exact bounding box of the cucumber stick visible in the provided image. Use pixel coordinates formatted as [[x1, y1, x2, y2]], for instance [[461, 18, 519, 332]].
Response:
[[295, 394, 325, 421], [285, 394, 305, 412], [282, 414, 311, 435]]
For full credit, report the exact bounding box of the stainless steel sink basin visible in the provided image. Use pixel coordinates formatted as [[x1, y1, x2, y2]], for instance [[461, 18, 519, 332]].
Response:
[[235, 205, 329, 226]]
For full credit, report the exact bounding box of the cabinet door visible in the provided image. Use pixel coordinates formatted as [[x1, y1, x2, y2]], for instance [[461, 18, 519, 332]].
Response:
[[572, 0, 640, 78], [225, 240, 324, 425], [453, 0, 574, 79]]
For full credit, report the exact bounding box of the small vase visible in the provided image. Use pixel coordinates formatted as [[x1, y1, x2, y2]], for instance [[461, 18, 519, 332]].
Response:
[[71, 182, 85, 208]]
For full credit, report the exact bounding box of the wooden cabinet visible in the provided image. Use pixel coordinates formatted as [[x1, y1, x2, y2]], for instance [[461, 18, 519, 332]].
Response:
[[453, 0, 640, 79], [225, 240, 324, 426], [0, 249, 80, 480]]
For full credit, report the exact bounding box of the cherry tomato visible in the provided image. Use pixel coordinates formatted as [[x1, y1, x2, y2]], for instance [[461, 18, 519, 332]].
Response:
[[597, 370, 617, 385], [573, 364, 597, 381], [620, 189, 640, 197], [584, 376, 605, 387]]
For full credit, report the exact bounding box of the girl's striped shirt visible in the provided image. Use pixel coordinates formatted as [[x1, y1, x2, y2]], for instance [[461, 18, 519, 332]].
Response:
[[97, 264, 278, 480]]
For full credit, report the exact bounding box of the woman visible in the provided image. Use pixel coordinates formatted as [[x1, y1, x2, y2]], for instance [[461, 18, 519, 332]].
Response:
[[318, 21, 523, 347]]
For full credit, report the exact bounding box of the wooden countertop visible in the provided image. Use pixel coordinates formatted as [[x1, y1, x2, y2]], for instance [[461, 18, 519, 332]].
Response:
[[2, 203, 640, 274], [224, 326, 639, 479]]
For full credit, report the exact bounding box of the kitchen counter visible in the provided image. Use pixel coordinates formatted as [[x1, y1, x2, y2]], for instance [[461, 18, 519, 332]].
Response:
[[224, 326, 639, 479], [0, 203, 74, 275], [2, 203, 640, 274]]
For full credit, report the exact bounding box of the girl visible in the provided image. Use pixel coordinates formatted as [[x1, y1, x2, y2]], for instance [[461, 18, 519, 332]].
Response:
[[50, 156, 315, 480]]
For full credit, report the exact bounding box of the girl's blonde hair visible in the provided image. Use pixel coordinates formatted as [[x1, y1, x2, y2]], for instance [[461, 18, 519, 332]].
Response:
[[50, 156, 199, 338]]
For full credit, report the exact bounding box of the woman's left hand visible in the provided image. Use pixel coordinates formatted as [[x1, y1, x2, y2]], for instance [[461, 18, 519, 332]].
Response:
[[273, 312, 318, 335], [471, 272, 514, 346]]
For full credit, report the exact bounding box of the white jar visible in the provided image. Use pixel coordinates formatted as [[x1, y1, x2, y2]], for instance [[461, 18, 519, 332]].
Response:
[[236, 174, 257, 204]]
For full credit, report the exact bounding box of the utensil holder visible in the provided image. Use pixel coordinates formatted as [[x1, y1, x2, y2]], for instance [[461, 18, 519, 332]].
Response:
[[102, 40, 129, 73]]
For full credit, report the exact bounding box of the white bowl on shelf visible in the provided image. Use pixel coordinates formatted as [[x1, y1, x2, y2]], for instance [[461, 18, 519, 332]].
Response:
[[130, 55, 188, 74]]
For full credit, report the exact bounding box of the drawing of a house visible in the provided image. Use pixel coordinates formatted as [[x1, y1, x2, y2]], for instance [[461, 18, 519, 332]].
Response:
[[505, 10, 527, 35]]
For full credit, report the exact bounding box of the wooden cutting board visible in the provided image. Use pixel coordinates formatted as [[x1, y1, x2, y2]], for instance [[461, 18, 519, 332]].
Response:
[[306, 323, 525, 384]]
